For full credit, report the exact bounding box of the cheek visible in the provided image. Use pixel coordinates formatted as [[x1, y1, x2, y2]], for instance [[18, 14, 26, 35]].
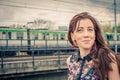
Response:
[[75, 35, 82, 40], [77, 37, 81, 41]]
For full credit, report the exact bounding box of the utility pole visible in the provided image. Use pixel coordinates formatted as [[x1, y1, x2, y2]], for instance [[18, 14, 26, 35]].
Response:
[[114, 0, 117, 54]]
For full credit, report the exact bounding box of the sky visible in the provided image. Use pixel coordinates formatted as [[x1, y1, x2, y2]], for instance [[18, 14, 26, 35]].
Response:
[[0, 0, 120, 29]]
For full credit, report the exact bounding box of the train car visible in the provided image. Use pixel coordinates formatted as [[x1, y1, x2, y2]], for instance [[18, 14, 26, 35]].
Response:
[[0, 29, 75, 56], [105, 33, 120, 45], [105, 33, 120, 52]]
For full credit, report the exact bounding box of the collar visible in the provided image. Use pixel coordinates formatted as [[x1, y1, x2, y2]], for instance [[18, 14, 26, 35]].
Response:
[[76, 52, 92, 62]]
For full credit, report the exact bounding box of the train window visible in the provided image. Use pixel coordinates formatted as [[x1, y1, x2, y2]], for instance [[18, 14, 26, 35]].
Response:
[[60, 34, 65, 40], [106, 34, 113, 40], [2, 32, 6, 39], [46, 33, 50, 40], [2, 31, 6, 35], [2, 32, 12, 39], [117, 35, 120, 40], [7, 32, 11, 39], [17, 32, 23, 40], [42, 33, 45, 40], [34, 33, 38, 40], [53, 34, 58, 40]]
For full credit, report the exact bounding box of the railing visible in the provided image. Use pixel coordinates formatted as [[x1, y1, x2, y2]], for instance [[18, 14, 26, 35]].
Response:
[[0, 53, 69, 79], [0, 59, 67, 75]]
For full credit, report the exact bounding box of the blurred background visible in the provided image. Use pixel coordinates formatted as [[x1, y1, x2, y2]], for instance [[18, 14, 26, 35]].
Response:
[[0, 0, 120, 80], [0, 0, 120, 31]]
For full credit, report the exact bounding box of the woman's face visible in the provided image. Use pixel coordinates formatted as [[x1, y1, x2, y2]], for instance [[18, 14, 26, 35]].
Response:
[[71, 18, 95, 50]]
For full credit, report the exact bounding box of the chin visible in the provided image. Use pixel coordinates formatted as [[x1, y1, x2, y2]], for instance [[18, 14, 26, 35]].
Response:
[[83, 46, 92, 49]]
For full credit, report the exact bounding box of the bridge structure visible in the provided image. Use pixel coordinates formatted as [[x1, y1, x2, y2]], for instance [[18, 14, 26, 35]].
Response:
[[0, 46, 71, 79], [0, 54, 69, 79]]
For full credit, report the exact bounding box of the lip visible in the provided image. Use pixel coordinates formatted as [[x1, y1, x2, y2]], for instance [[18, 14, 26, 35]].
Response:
[[83, 40, 90, 41], [83, 40, 90, 43]]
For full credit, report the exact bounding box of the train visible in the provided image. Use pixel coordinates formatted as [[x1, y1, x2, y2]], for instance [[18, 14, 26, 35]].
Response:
[[0, 28, 120, 56], [0, 28, 72, 56]]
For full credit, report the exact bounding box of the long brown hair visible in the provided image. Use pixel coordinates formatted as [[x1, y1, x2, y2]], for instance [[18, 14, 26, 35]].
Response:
[[68, 12, 120, 80]]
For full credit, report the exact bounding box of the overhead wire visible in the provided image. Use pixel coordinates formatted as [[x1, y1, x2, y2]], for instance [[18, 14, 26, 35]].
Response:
[[0, 0, 119, 23], [0, 0, 120, 12]]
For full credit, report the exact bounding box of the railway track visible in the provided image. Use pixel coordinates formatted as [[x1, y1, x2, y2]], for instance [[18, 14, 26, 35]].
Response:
[[0, 54, 70, 63]]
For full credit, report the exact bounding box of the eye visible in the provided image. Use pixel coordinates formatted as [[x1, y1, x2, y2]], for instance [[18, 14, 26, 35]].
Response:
[[88, 28, 94, 31], [77, 29, 83, 32]]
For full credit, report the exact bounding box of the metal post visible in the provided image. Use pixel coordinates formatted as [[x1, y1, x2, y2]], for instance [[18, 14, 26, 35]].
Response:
[[45, 39, 47, 54], [45, 39, 47, 49], [57, 35, 60, 67], [32, 50, 35, 69], [114, 0, 117, 54], [1, 47, 4, 70], [1, 53, 3, 69], [6, 39, 8, 48], [27, 29, 31, 50], [21, 39, 22, 48]]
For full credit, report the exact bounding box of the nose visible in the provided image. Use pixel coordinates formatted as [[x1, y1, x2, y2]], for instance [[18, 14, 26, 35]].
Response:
[[83, 30, 89, 37]]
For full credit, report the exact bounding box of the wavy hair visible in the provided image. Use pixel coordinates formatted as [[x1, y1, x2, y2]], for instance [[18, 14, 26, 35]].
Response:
[[68, 12, 120, 80]]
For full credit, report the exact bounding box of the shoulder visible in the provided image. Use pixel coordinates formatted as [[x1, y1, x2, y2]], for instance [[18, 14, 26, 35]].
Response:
[[108, 52, 118, 68], [108, 52, 117, 62], [107, 53, 120, 80], [66, 53, 80, 67], [66, 55, 72, 67]]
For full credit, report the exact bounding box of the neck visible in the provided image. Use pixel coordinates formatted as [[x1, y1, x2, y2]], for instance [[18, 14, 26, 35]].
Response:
[[79, 48, 91, 58]]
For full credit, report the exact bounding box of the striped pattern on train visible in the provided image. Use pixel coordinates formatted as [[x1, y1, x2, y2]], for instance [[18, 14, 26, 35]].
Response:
[[0, 29, 71, 48], [0, 29, 120, 46]]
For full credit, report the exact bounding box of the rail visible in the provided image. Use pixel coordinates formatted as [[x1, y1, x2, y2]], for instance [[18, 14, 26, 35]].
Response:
[[0, 55, 69, 78]]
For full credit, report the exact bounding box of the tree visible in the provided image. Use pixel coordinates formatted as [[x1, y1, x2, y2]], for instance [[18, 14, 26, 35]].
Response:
[[101, 24, 113, 33], [112, 24, 120, 33], [117, 25, 120, 33], [26, 18, 55, 29]]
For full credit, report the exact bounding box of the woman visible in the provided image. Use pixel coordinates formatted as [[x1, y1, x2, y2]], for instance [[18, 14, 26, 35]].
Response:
[[66, 12, 120, 80]]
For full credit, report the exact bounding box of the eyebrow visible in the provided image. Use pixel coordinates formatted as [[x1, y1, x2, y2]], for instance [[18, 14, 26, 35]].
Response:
[[77, 27, 83, 28], [76, 27, 83, 30], [77, 26, 94, 28], [88, 26, 94, 28]]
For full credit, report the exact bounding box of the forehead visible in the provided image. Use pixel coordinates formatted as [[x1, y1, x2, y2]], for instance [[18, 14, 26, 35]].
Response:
[[76, 18, 94, 28]]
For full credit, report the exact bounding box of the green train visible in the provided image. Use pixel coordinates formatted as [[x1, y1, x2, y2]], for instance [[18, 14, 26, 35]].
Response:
[[0, 29, 72, 56], [0, 29, 120, 56]]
